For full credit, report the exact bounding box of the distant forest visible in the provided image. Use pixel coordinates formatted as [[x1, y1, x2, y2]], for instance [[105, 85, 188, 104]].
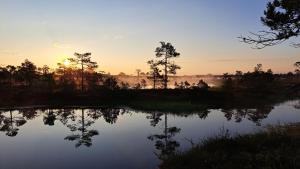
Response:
[[0, 42, 299, 93]]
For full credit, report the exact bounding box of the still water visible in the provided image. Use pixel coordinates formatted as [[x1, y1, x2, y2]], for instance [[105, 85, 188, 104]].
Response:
[[0, 100, 299, 169]]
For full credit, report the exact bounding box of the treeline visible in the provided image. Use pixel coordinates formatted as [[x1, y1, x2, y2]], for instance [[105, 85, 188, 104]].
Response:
[[0, 60, 299, 94], [221, 64, 300, 95], [0, 58, 119, 92], [0, 41, 299, 108], [0, 42, 211, 93]]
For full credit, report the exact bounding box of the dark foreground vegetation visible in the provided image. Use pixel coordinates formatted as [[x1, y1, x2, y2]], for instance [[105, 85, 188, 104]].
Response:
[[160, 123, 300, 169], [0, 58, 299, 110]]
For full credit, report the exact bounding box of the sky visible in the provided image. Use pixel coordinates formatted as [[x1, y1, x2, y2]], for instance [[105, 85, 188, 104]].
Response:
[[0, 0, 299, 75]]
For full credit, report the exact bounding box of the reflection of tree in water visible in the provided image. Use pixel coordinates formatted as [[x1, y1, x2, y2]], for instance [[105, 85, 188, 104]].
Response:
[[146, 112, 163, 127], [41, 109, 76, 126], [19, 108, 38, 120], [146, 107, 210, 127], [62, 108, 125, 147], [0, 110, 26, 137], [294, 101, 300, 109], [100, 108, 125, 124], [197, 109, 210, 119], [222, 105, 274, 126], [147, 113, 181, 160], [43, 109, 58, 126], [64, 109, 99, 148]]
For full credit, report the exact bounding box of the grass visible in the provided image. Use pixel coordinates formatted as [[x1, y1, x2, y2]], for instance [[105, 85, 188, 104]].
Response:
[[160, 123, 300, 169]]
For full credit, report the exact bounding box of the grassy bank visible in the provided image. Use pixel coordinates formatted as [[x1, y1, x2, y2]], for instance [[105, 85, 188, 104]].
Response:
[[160, 123, 300, 169]]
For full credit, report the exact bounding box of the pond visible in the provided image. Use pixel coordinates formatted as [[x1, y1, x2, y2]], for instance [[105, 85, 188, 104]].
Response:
[[0, 100, 299, 169]]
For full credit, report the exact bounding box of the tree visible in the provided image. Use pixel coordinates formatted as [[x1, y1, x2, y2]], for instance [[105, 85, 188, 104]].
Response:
[[134, 83, 141, 89], [136, 69, 141, 82], [17, 59, 37, 86], [222, 73, 233, 91], [254, 64, 263, 73], [240, 0, 300, 49], [103, 76, 119, 90], [295, 62, 300, 74], [56, 62, 77, 92], [118, 72, 127, 76], [154, 42, 181, 89], [69, 53, 98, 92], [235, 70, 243, 76], [39, 65, 50, 75], [140, 79, 147, 89], [0, 67, 9, 86], [120, 81, 130, 89], [196, 80, 209, 90], [147, 60, 163, 89], [37, 65, 55, 89], [184, 81, 190, 89], [240, 0, 300, 70], [6, 65, 16, 87]]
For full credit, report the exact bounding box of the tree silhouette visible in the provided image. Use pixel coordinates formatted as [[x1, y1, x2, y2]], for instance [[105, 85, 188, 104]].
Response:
[[0, 66, 9, 87], [295, 62, 300, 74], [240, 0, 300, 49], [147, 60, 163, 89], [136, 69, 141, 82], [153, 42, 181, 89], [16, 59, 37, 86], [6, 65, 16, 88], [103, 76, 119, 90], [38, 65, 50, 75], [38, 65, 55, 89], [140, 79, 147, 89], [120, 81, 130, 89], [195, 80, 209, 90], [69, 53, 98, 92], [56, 62, 77, 91], [254, 64, 263, 73]]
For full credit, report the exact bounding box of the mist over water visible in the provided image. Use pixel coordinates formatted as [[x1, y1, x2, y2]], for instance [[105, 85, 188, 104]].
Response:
[[116, 75, 222, 88]]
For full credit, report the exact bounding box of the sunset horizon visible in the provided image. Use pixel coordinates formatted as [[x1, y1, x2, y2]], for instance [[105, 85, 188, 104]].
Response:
[[1, 0, 299, 75], [1, 1, 300, 169]]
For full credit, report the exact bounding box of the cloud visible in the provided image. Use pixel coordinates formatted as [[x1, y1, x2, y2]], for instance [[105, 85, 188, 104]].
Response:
[[53, 42, 71, 49]]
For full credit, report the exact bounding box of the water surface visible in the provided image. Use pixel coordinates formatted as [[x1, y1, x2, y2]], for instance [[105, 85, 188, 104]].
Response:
[[0, 100, 299, 169]]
